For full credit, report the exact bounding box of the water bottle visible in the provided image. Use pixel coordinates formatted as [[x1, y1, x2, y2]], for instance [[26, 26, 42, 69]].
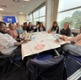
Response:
[[54, 34, 59, 40], [31, 35, 35, 41]]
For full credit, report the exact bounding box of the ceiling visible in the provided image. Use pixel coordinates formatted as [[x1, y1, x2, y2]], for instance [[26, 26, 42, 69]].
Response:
[[0, 0, 46, 15]]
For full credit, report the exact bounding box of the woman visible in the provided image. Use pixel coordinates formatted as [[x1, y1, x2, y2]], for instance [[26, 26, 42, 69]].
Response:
[[38, 22, 46, 32], [35, 21, 40, 32], [51, 21, 59, 33], [27, 22, 34, 32], [16, 22, 24, 34], [60, 22, 71, 36], [23, 22, 28, 32], [8, 23, 18, 40]]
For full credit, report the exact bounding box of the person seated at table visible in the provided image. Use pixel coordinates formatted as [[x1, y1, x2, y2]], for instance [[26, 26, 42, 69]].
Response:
[[27, 22, 34, 32], [0, 21, 29, 55], [60, 34, 81, 56], [51, 21, 59, 33], [8, 23, 19, 40], [23, 22, 29, 32], [35, 21, 40, 32], [60, 22, 71, 36], [16, 22, 24, 34], [38, 22, 46, 32]]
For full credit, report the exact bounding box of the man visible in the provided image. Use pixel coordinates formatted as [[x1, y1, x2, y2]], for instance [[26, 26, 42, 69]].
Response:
[[0, 21, 28, 55], [60, 34, 81, 56], [8, 23, 18, 40]]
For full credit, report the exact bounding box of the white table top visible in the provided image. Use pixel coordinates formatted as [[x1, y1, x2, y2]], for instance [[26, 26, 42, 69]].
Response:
[[21, 32, 69, 59]]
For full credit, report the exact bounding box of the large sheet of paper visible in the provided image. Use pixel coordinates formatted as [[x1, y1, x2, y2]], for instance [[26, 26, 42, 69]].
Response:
[[21, 32, 69, 59]]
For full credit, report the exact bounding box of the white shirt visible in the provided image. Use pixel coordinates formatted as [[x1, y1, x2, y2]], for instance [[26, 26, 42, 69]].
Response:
[[0, 33, 17, 55]]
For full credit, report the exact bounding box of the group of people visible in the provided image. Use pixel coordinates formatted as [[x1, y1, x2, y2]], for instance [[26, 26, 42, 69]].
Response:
[[0, 21, 46, 56], [0, 21, 28, 55], [6, 21, 72, 42], [6, 22, 46, 40], [48, 21, 71, 37], [23, 21, 46, 32], [0, 20, 81, 58]]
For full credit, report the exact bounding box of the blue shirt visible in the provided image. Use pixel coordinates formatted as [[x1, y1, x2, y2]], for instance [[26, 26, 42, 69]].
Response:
[[16, 27, 24, 34]]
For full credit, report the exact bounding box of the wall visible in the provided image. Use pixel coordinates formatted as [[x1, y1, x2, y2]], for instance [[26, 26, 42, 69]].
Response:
[[17, 14, 27, 25], [45, 0, 59, 30]]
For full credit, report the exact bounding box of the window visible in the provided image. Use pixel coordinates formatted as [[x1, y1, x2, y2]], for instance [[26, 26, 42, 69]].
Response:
[[57, 0, 81, 29], [29, 14, 32, 22], [29, 6, 46, 25], [39, 17, 45, 25], [40, 6, 45, 17], [34, 18, 39, 25], [33, 6, 46, 25], [33, 11, 39, 19]]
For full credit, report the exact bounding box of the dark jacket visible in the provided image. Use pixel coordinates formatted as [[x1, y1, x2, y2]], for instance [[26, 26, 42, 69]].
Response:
[[23, 26, 29, 32], [38, 26, 46, 32], [51, 26, 59, 33], [27, 26, 34, 32], [60, 28, 71, 36], [26, 55, 67, 80]]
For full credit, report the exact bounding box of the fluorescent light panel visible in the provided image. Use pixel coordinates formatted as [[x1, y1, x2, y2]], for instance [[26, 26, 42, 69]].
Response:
[[19, 12, 23, 14], [0, 8, 4, 11], [24, 0, 30, 1]]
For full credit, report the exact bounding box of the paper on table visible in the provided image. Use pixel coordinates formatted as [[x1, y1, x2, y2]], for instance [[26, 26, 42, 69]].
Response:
[[45, 39, 60, 49], [21, 32, 70, 59], [60, 40, 70, 45], [29, 40, 50, 54], [35, 44, 45, 50], [22, 42, 34, 59]]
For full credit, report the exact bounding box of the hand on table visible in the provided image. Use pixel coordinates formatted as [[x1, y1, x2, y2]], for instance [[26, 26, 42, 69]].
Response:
[[59, 35, 67, 41], [48, 30, 51, 33], [22, 39, 30, 44]]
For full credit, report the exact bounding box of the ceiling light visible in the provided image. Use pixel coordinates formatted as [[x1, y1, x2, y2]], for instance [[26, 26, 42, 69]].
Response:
[[20, 6, 25, 8], [0, 8, 4, 11], [23, 0, 30, 1], [19, 12, 23, 14]]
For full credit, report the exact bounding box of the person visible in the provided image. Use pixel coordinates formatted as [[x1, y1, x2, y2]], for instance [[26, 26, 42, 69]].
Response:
[[38, 22, 46, 32], [60, 34, 81, 56], [27, 22, 34, 32], [8, 23, 18, 40], [51, 21, 59, 33], [16, 22, 24, 34], [34, 21, 40, 32], [0, 21, 28, 55], [60, 22, 71, 36], [23, 22, 28, 32]]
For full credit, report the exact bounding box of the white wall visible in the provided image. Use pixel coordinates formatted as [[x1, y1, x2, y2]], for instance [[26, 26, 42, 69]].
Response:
[[17, 14, 27, 25], [45, 0, 59, 30]]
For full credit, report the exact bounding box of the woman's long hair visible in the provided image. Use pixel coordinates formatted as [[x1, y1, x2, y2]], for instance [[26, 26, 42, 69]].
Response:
[[52, 21, 58, 28]]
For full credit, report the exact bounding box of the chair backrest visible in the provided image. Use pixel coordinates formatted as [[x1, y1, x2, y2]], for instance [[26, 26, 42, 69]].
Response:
[[26, 55, 66, 80], [0, 52, 22, 65]]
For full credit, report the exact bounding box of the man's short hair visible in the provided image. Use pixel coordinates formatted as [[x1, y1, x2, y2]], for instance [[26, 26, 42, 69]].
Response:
[[0, 21, 6, 28]]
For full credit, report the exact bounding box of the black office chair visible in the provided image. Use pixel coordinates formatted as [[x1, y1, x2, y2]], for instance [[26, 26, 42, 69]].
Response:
[[0, 52, 22, 64], [0, 52, 16, 66], [26, 55, 67, 80], [0, 52, 24, 76]]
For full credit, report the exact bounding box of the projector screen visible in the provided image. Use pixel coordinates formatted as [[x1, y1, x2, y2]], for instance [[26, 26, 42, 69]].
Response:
[[2, 16, 16, 23]]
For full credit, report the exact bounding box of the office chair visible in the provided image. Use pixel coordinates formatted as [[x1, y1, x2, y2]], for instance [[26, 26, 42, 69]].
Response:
[[26, 55, 67, 80], [0, 52, 24, 72]]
